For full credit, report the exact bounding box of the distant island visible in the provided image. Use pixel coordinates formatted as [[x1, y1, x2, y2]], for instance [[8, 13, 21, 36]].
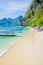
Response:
[[0, 16, 23, 26]]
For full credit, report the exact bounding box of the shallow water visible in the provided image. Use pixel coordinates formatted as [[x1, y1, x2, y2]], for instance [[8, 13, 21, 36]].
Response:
[[0, 26, 30, 56]]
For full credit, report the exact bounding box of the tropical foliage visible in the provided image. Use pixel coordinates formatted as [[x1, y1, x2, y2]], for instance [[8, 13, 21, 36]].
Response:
[[22, 0, 43, 26]]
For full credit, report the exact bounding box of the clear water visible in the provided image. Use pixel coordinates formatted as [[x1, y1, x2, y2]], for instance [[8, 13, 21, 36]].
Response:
[[0, 26, 30, 56], [0, 26, 25, 34]]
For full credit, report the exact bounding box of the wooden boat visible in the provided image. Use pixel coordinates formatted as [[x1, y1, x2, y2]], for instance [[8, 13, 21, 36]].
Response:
[[0, 34, 16, 36]]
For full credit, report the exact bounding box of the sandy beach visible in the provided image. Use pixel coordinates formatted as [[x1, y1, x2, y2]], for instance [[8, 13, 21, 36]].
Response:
[[0, 29, 43, 65]]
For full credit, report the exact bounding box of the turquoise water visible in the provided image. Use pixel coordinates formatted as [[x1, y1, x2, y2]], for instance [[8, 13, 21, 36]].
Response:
[[0, 26, 30, 56]]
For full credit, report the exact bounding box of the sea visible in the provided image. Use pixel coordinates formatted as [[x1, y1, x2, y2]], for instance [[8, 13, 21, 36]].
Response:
[[0, 26, 30, 56]]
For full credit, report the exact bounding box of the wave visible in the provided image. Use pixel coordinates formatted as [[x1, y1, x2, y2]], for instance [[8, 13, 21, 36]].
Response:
[[0, 48, 8, 57]]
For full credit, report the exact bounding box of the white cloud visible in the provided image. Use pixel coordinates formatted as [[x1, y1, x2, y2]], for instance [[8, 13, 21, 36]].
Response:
[[0, 0, 32, 18]]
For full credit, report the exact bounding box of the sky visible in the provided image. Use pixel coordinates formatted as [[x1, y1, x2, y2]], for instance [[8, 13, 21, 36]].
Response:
[[0, 0, 32, 19]]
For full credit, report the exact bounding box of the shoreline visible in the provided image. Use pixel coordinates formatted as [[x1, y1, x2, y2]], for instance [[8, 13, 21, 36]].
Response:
[[0, 27, 31, 57], [0, 36, 22, 57]]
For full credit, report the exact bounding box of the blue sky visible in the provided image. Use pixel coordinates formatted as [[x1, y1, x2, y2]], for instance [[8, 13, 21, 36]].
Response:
[[0, 0, 32, 19]]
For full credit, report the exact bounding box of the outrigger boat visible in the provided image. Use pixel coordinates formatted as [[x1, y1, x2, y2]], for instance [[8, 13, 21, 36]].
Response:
[[0, 30, 16, 36], [0, 33, 16, 36]]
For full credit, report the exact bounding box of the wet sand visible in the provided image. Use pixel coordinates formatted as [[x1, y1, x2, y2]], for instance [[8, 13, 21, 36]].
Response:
[[0, 29, 43, 65]]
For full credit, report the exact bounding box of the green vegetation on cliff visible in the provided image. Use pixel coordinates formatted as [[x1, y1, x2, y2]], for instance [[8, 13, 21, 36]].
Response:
[[22, 0, 43, 26]]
